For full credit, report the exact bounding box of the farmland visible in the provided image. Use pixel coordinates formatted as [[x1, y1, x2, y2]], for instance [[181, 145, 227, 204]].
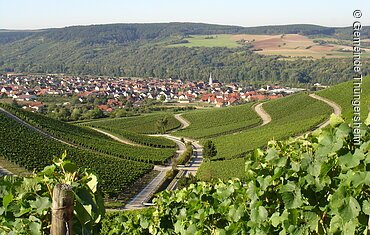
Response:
[[173, 103, 261, 139], [83, 113, 181, 134], [317, 75, 370, 121], [0, 104, 176, 164], [0, 111, 153, 194], [168, 33, 370, 59], [210, 93, 332, 159], [197, 93, 332, 180]]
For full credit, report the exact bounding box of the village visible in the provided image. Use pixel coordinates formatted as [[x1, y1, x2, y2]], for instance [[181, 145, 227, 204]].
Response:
[[0, 73, 307, 113]]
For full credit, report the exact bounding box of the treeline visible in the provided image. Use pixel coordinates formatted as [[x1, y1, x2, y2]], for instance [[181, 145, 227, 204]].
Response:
[[1, 43, 367, 85], [1, 23, 369, 45]]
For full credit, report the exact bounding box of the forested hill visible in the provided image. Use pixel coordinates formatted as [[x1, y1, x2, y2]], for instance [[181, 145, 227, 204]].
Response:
[[0, 23, 369, 84], [1, 23, 369, 45]]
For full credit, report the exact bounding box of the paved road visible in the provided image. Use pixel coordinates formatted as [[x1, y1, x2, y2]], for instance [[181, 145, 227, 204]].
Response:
[[124, 115, 203, 209], [125, 167, 169, 209], [90, 127, 142, 147], [309, 94, 342, 129], [0, 166, 13, 176], [254, 103, 272, 126], [124, 135, 188, 209]]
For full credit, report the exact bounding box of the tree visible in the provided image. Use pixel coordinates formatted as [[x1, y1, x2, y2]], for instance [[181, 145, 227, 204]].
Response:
[[159, 94, 166, 102], [70, 108, 82, 121], [156, 117, 168, 134], [202, 140, 217, 160]]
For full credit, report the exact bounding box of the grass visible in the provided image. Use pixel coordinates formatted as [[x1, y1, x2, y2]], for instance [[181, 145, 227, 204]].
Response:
[[209, 93, 332, 160], [82, 113, 181, 134], [197, 93, 332, 180], [166, 33, 370, 59], [197, 158, 245, 181], [173, 103, 261, 139], [317, 75, 370, 121], [168, 34, 239, 48]]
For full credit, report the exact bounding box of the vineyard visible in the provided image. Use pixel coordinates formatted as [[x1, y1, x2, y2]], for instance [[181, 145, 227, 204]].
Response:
[[0, 111, 153, 194], [101, 117, 370, 234], [210, 93, 332, 160], [173, 103, 261, 139], [90, 127, 176, 148], [317, 75, 370, 121], [0, 104, 175, 164], [83, 113, 181, 134], [197, 93, 332, 180]]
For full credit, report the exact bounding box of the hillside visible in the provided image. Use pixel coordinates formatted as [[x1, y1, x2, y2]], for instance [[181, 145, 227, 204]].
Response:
[[197, 93, 332, 180], [173, 103, 260, 139], [317, 75, 370, 121], [1, 22, 369, 84], [0, 104, 177, 164], [2, 23, 368, 45], [0, 109, 152, 194]]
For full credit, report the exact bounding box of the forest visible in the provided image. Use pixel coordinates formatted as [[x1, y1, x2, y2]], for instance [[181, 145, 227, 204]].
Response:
[[0, 23, 369, 84]]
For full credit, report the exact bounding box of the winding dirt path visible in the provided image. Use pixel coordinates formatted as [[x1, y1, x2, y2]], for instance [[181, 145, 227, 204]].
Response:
[[254, 103, 272, 126], [309, 94, 342, 129], [174, 113, 190, 129], [89, 127, 142, 147]]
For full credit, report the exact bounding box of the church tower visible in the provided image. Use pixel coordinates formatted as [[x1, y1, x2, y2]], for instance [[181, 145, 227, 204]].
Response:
[[209, 73, 213, 86]]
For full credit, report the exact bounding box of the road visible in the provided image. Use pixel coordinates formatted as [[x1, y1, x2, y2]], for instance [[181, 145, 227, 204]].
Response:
[[125, 166, 169, 209], [174, 113, 190, 129], [90, 127, 142, 147], [309, 94, 342, 129], [0, 166, 13, 176], [124, 114, 203, 209], [254, 103, 272, 126]]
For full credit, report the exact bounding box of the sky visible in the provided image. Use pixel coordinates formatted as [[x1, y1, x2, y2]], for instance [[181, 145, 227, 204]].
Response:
[[1, 0, 369, 30]]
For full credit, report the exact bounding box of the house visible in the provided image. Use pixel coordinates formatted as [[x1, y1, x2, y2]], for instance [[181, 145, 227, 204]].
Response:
[[14, 94, 37, 101], [1, 86, 13, 95], [97, 105, 114, 113], [25, 102, 44, 111]]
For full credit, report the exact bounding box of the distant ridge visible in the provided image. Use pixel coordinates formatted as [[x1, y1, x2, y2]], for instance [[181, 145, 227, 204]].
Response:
[[0, 22, 369, 45]]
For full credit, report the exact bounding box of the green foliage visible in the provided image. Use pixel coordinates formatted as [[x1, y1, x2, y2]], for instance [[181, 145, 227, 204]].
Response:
[[210, 93, 332, 160], [0, 153, 104, 234], [0, 109, 152, 195], [95, 129, 176, 148], [196, 158, 246, 182], [101, 117, 370, 234], [177, 143, 193, 165], [317, 75, 370, 121], [203, 140, 217, 160], [1, 104, 175, 164], [84, 113, 181, 134], [156, 117, 169, 134], [174, 103, 260, 139], [1, 24, 368, 84]]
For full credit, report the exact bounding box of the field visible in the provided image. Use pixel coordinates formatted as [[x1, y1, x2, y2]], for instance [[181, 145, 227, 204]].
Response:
[[0, 105, 176, 164], [83, 113, 181, 134], [197, 93, 332, 180], [168, 34, 240, 48], [317, 75, 370, 121], [167, 33, 370, 59], [0, 111, 153, 194], [173, 103, 261, 139]]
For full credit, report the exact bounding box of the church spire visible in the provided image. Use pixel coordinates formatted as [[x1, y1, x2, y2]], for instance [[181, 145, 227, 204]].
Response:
[[209, 73, 213, 86]]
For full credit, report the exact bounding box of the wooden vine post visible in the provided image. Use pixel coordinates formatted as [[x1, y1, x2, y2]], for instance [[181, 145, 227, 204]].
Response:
[[51, 184, 74, 235]]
